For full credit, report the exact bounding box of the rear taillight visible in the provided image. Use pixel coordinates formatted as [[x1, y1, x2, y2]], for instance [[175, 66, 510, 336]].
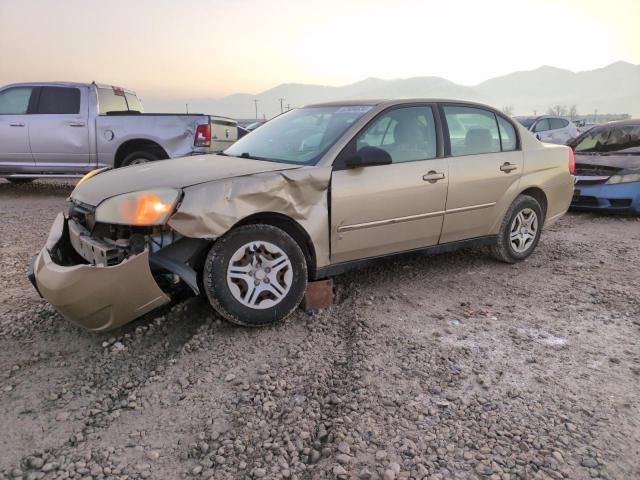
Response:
[[568, 147, 575, 175], [194, 124, 211, 147]]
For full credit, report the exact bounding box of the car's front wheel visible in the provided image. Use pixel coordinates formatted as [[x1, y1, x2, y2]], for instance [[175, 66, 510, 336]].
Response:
[[202, 224, 307, 326], [491, 195, 543, 263]]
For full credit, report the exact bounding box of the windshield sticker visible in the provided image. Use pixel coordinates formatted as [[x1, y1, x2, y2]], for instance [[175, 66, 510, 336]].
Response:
[[335, 106, 372, 114]]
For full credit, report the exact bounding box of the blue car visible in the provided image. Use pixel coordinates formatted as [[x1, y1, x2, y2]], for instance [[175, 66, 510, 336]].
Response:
[[570, 120, 640, 215]]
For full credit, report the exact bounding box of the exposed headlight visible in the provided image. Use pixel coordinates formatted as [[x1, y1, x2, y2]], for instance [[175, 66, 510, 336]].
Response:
[[606, 173, 640, 184], [95, 188, 181, 226]]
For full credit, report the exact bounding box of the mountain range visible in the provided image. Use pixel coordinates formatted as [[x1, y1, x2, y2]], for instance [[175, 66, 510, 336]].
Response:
[[146, 61, 640, 119]]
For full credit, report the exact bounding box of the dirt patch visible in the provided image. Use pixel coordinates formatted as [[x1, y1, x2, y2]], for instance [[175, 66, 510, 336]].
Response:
[[1, 179, 638, 479]]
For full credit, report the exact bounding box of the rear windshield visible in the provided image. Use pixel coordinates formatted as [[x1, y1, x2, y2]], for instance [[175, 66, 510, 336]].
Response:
[[97, 88, 144, 114], [574, 125, 640, 154]]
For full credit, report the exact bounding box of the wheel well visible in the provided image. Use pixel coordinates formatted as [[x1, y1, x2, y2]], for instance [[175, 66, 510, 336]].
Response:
[[235, 213, 317, 279], [114, 139, 168, 167], [520, 187, 548, 221]]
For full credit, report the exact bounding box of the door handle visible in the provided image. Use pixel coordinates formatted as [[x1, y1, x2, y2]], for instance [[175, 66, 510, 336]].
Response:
[[68, 122, 86, 127], [9, 122, 25, 127], [423, 171, 446, 182], [500, 162, 518, 173]]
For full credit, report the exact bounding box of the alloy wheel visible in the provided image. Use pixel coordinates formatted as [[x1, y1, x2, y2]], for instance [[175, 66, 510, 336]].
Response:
[[509, 208, 538, 253]]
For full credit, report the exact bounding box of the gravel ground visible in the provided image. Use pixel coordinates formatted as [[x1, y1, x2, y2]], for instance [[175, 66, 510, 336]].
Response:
[[0, 179, 639, 480]]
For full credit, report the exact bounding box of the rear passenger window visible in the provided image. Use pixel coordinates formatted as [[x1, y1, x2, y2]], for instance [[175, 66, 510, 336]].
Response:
[[549, 118, 568, 129], [356, 106, 437, 163], [0, 87, 32, 114], [37, 87, 80, 114], [497, 116, 517, 151], [533, 119, 550, 132], [444, 106, 500, 156]]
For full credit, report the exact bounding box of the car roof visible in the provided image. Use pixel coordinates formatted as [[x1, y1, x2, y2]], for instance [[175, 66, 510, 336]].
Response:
[[514, 115, 566, 120], [305, 98, 506, 110], [2, 81, 136, 94]]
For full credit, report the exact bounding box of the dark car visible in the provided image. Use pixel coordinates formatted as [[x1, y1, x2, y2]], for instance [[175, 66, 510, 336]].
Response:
[[570, 119, 640, 214]]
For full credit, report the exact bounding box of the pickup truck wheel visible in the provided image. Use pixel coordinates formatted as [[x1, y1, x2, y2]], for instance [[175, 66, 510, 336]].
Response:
[[203, 225, 307, 327], [491, 195, 543, 263], [120, 150, 162, 167], [7, 178, 34, 184]]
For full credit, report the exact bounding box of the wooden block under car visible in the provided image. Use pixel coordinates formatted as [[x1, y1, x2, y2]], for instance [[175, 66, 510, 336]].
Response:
[[302, 278, 333, 311]]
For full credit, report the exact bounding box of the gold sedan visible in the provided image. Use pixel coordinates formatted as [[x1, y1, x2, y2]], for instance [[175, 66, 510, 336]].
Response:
[[30, 99, 575, 331]]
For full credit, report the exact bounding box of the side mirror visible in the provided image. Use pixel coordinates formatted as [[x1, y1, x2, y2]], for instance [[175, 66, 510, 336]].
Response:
[[344, 146, 392, 168]]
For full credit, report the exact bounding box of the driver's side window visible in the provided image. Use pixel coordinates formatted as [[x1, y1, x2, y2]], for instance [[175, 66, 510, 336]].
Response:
[[356, 106, 437, 163]]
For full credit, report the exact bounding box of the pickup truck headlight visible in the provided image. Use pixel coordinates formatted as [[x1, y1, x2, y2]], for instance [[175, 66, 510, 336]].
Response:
[[606, 173, 640, 185], [95, 188, 181, 226]]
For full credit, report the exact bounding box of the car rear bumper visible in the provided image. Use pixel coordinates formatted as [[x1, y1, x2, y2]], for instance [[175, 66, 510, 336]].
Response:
[[31, 213, 170, 331], [571, 181, 640, 215]]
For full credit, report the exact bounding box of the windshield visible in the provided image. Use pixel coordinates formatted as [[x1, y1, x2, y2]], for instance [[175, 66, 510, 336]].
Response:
[[515, 117, 536, 129], [224, 106, 372, 165], [574, 124, 640, 154]]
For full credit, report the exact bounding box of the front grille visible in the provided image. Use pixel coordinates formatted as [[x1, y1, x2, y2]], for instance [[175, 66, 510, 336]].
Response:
[[574, 163, 621, 177]]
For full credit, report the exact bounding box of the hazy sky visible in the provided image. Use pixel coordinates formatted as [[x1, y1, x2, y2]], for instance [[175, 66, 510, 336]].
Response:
[[1, 0, 639, 101]]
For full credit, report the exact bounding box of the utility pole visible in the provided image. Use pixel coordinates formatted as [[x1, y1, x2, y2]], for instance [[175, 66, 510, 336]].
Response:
[[278, 98, 285, 113], [286, 104, 291, 111], [186, 103, 189, 114], [253, 99, 259, 120]]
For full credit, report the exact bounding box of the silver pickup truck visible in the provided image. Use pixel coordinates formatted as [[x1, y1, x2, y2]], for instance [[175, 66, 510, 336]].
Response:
[[0, 82, 221, 182]]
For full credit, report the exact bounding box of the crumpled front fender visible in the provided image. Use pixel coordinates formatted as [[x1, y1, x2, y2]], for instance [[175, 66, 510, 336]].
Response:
[[167, 167, 332, 267]]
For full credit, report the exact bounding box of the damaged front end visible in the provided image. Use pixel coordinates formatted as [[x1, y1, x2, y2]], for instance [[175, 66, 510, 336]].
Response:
[[30, 201, 208, 331]]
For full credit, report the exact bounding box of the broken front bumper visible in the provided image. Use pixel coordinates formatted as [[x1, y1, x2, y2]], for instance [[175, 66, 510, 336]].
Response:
[[31, 213, 170, 332]]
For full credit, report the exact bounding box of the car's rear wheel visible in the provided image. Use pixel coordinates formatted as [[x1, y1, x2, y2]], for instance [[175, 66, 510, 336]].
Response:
[[202, 224, 307, 326], [491, 195, 543, 263]]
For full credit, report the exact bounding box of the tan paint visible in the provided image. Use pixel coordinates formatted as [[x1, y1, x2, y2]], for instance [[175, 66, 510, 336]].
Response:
[[35, 99, 574, 331], [330, 159, 448, 263], [71, 154, 300, 207], [34, 214, 169, 331], [168, 166, 333, 267]]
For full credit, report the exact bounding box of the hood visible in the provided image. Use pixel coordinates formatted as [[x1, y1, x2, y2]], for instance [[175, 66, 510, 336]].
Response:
[[71, 154, 300, 206], [575, 153, 640, 172]]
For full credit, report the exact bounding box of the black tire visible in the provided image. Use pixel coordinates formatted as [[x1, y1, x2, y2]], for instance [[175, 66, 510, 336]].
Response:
[[203, 224, 307, 327], [491, 195, 543, 263], [120, 150, 163, 167], [7, 178, 34, 184]]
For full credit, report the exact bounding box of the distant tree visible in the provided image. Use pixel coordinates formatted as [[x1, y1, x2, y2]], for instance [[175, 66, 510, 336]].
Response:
[[568, 105, 578, 120], [547, 105, 568, 116], [502, 106, 514, 116]]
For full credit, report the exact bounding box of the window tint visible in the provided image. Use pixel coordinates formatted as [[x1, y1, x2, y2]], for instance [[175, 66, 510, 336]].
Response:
[[0, 87, 32, 114], [356, 106, 437, 163], [125, 93, 144, 113], [497, 116, 517, 151], [98, 88, 128, 114], [549, 118, 568, 129], [37, 87, 80, 114], [533, 119, 550, 132], [444, 106, 500, 156]]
